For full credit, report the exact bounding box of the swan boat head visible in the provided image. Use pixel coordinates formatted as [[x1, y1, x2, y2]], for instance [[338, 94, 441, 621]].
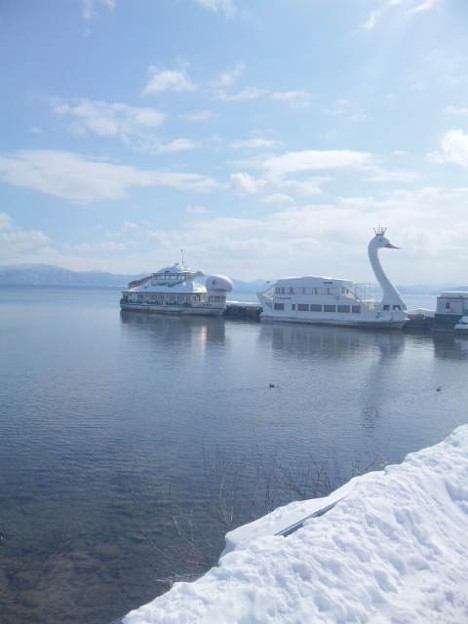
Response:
[[370, 226, 399, 251]]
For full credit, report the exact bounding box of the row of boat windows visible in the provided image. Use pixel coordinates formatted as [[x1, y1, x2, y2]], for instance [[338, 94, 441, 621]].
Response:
[[275, 286, 354, 296], [274, 303, 362, 313], [123, 294, 225, 304]]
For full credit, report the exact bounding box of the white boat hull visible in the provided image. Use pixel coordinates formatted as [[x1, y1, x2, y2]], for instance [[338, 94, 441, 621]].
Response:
[[259, 313, 406, 329], [120, 302, 225, 316]]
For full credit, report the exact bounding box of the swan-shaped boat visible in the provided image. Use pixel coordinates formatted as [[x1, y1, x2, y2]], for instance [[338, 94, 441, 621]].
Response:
[[120, 262, 233, 316], [257, 228, 408, 328]]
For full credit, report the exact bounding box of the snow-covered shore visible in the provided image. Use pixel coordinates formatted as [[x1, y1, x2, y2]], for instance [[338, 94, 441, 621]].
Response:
[[123, 425, 468, 623]]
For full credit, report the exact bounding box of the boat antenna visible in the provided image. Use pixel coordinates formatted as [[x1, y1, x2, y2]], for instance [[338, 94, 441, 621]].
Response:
[[180, 249, 185, 265]]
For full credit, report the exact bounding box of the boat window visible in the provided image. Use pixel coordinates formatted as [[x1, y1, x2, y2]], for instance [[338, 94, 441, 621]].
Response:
[[324, 304, 336, 312], [291, 304, 296, 310], [445, 302, 451, 310], [352, 305, 361, 313], [337, 305, 350, 313], [383, 304, 390, 311], [310, 304, 322, 312], [288, 287, 294, 294], [275, 287, 280, 294], [274, 303, 285, 311], [393, 305, 401, 310], [298, 304, 309, 311]]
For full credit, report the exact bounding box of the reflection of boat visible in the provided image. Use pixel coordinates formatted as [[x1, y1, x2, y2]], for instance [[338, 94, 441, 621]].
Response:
[[259, 321, 406, 360], [120, 262, 233, 316], [120, 309, 226, 345], [454, 316, 468, 336], [257, 228, 407, 328]]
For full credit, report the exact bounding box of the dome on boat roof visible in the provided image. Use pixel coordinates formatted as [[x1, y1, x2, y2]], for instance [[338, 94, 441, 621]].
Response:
[[206, 275, 233, 292], [155, 263, 204, 277]]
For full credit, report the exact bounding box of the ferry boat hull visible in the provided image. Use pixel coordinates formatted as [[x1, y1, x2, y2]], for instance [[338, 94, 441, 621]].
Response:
[[259, 312, 406, 329], [119, 301, 225, 316]]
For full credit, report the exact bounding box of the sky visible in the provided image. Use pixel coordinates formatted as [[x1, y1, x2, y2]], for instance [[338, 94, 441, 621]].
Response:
[[1, 0, 468, 283]]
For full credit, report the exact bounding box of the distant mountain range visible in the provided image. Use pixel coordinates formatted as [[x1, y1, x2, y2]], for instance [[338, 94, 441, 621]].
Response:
[[0, 264, 269, 292], [0, 264, 466, 294]]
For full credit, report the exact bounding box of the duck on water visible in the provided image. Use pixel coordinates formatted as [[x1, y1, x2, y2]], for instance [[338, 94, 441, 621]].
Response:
[[257, 228, 408, 329]]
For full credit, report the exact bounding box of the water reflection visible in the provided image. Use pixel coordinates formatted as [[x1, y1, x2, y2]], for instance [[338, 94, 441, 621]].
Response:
[[433, 333, 468, 360], [259, 323, 436, 435], [120, 310, 226, 347], [259, 322, 406, 359]]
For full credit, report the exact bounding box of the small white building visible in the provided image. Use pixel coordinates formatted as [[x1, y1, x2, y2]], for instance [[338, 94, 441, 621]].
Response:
[[435, 292, 468, 329]]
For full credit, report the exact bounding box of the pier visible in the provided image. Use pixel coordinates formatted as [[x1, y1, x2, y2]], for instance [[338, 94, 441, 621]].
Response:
[[223, 301, 262, 320]]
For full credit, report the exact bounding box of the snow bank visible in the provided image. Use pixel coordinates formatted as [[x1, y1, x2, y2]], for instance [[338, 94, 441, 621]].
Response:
[[123, 425, 468, 623]]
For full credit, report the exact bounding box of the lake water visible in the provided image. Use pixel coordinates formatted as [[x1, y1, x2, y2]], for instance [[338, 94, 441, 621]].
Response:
[[1, 287, 467, 624]]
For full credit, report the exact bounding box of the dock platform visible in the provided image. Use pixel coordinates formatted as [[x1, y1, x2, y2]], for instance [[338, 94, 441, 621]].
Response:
[[224, 301, 262, 320]]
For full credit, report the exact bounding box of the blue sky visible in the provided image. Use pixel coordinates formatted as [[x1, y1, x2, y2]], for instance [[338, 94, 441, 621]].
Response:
[[1, 0, 468, 283]]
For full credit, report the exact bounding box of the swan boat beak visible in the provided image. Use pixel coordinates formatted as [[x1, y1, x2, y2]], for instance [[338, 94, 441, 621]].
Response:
[[385, 243, 399, 249]]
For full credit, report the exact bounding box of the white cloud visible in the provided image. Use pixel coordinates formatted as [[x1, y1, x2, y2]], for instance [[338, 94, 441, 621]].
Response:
[[82, 0, 115, 20], [364, 169, 420, 183], [155, 139, 197, 153], [363, 0, 441, 30], [212, 63, 245, 88], [179, 110, 214, 122], [270, 90, 312, 108], [215, 87, 269, 102], [443, 106, 468, 116], [363, 10, 382, 30], [52, 98, 165, 138], [0, 150, 217, 203], [213, 86, 311, 105], [0, 213, 51, 264], [64, 241, 127, 253], [230, 172, 266, 195], [279, 179, 322, 196], [147, 186, 468, 282], [143, 67, 196, 95], [229, 138, 281, 150], [185, 205, 209, 216], [192, 0, 236, 18], [262, 150, 375, 177], [407, 0, 439, 14], [430, 129, 468, 168], [261, 193, 295, 205]]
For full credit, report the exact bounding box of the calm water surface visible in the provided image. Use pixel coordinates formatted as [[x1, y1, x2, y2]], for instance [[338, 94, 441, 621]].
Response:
[[0, 287, 467, 624]]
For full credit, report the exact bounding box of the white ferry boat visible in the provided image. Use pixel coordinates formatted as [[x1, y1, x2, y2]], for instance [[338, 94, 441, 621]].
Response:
[[120, 262, 233, 316], [257, 228, 408, 328]]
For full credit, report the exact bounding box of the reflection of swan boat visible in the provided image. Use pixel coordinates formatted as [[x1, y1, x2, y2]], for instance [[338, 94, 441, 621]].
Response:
[[259, 321, 406, 359], [257, 228, 408, 328], [120, 262, 233, 316]]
